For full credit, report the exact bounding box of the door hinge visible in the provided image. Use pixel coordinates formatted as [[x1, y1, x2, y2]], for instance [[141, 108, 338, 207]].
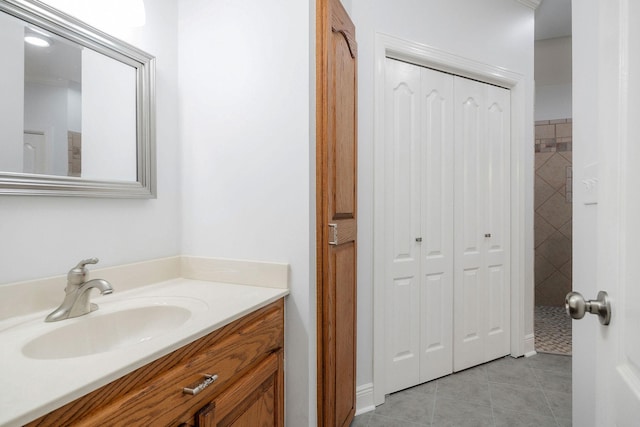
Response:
[[329, 223, 338, 245]]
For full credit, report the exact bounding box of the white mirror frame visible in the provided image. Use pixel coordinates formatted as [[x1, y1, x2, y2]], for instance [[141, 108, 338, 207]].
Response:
[[0, 0, 156, 198]]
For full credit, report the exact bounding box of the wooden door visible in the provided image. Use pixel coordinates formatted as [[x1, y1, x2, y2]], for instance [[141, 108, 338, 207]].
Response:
[[316, 0, 357, 426]]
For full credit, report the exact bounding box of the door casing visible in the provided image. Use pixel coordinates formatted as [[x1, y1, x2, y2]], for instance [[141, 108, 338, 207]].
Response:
[[372, 33, 533, 405]]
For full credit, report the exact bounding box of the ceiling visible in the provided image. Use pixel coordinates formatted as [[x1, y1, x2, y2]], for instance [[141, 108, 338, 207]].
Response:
[[535, 0, 572, 40]]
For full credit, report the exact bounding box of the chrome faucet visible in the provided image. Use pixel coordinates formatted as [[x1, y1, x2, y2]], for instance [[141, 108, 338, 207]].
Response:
[[45, 258, 113, 322]]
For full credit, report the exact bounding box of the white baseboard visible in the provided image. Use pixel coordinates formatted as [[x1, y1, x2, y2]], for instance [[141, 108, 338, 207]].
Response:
[[524, 333, 537, 357], [355, 383, 375, 416]]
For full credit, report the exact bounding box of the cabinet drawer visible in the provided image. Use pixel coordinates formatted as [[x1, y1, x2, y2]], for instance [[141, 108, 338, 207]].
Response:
[[193, 351, 284, 427], [27, 299, 284, 427]]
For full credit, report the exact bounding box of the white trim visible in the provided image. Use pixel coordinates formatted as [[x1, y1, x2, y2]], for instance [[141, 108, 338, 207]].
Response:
[[355, 383, 375, 416], [515, 0, 541, 10], [372, 33, 531, 406], [524, 333, 537, 357]]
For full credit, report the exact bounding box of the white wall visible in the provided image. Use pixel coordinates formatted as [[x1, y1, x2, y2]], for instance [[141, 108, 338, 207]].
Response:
[[349, 0, 535, 397], [178, 1, 315, 425], [535, 36, 572, 120], [0, 0, 181, 283]]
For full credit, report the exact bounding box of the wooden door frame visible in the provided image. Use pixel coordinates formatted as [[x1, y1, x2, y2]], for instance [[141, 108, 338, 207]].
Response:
[[372, 33, 533, 406]]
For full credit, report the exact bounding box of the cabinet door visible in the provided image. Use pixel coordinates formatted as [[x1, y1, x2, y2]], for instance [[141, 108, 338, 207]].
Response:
[[202, 352, 283, 427], [195, 404, 215, 427]]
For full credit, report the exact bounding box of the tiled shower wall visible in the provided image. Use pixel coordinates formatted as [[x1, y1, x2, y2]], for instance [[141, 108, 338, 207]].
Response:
[[535, 118, 572, 307]]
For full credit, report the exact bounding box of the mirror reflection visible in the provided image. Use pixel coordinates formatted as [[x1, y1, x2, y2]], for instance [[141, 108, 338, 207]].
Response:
[[0, 10, 137, 181], [23, 25, 83, 176]]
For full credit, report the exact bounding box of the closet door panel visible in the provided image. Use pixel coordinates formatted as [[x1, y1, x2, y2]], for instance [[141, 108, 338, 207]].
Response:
[[458, 94, 483, 262], [453, 78, 511, 370], [419, 67, 454, 383], [484, 85, 511, 359], [384, 58, 422, 392], [461, 267, 482, 342], [486, 88, 510, 261], [421, 274, 446, 352], [453, 77, 487, 371], [386, 277, 421, 391], [487, 265, 507, 336]]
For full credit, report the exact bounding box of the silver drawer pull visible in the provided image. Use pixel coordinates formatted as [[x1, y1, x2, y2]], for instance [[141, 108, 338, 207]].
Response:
[[183, 374, 218, 396]]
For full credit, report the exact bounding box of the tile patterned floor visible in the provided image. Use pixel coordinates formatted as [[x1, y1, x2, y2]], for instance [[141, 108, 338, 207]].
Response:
[[351, 353, 572, 427], [535, 305, 572, 355]]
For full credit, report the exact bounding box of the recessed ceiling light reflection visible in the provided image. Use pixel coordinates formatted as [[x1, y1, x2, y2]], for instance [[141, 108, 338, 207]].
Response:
[[25, 35, 51, 47]]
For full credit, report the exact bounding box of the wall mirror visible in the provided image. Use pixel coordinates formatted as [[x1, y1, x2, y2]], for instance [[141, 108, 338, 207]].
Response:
[[0, 0, 155, 197]]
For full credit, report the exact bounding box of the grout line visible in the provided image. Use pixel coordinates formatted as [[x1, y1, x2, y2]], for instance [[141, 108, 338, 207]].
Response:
[[488, 379, 496, 427], [430, 381, 437, 426], [538, 380, 561, 427]]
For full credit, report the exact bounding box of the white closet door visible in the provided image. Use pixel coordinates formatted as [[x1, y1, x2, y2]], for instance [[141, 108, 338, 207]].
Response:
[[384, 59, 455, 393], [384, 58, 423, 393], [383, 58, 510, 393], [419, 67, 454, 383], [453, 77, 511, 372], [483, 84, 511, 362]]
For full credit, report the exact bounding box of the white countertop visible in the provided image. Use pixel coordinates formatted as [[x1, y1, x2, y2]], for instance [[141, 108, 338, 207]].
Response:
[[0, 278, 288, 427]]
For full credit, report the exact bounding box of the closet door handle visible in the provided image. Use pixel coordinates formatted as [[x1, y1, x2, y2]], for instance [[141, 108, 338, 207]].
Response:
[[484, 233, 491, 238]]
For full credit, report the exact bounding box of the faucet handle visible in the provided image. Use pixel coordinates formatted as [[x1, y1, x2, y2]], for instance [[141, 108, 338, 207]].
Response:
[[74, 258, 99, 269], [67, 258, 99, 287]]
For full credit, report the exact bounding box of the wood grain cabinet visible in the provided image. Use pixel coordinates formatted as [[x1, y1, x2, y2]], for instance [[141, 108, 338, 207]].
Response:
[[27, 299, 284, 427]]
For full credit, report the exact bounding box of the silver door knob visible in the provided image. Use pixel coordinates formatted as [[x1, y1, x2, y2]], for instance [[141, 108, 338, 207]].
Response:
[[565, 291, 611, 325]]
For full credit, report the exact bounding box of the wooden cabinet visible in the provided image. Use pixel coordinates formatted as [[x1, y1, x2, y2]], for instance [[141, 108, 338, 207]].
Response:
[[27, 299, 284, 427], [193, 352, 280, 427]]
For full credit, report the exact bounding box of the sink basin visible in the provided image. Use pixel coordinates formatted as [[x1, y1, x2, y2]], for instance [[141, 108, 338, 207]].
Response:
[[22, 297, 208, 359]]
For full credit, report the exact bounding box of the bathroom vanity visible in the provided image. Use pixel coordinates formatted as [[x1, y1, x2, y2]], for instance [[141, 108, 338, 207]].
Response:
[[0, 256, 289, 426], [27, 299, 284, 426], [0, 1, 291, 425]]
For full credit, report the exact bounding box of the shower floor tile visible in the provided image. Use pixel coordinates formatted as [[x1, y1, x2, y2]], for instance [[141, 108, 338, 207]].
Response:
[[535, 305, 572, 355]]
